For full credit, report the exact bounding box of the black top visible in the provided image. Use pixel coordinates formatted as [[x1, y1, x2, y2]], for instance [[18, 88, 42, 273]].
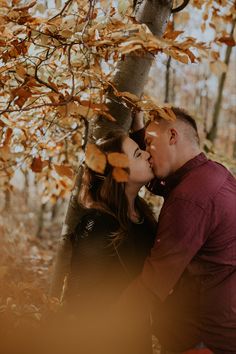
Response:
[[64, 209, 156, 314]]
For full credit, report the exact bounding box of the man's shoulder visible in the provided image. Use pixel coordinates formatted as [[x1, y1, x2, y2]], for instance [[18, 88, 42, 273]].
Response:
[[172, 159, 233, 207]]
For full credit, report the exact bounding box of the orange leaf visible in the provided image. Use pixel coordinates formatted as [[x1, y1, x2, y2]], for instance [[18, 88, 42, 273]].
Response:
[[107, 152, 129, 168], [116, 90, 139, 102], [11, 87, 32, 108], [54, 164, 74, 179], [15, 0, 37, 11], [112, 167, 129, 182], [164, 30, 183, 40], [31, 157, 43, 173], [0, 146, 11, 161], [217, 36, 235, 47], [3, 127, 13, 146], [85, 144, 106, 174]]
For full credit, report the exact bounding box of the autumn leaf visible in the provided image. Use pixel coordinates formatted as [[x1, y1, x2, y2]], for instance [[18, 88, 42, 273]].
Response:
[[54, 164, 74, 180], [85, 144, 107, 174], [0, 145, 11, 161], [164, 30, 184, 40], [11, 87, 32, 108], [115, 90, 140, 103], [14, 0, 37, 11], [217, 36, 236, 47], [210, 60, 228, 75], [112, 167, 129, 182], [107, 152, 129, 168], [31, 157, 43, 173], [3, 127, 13, 146]]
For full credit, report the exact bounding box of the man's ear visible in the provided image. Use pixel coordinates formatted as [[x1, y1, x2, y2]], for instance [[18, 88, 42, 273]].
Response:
[[169, 128, 178, 145]]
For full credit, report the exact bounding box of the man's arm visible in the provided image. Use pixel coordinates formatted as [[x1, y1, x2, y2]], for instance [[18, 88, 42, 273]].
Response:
[[118, 197, 210, 312]]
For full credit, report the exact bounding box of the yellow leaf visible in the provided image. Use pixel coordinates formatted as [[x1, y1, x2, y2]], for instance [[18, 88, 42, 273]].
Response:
[[112, 167, 129, 182], [116, 91, 140, 102], [60, 30, 73, 39], [54, 165, 74, 180], [107, 152, 129, 168], [120, 43, 143, 55], [85, 144, 107, 174], [210, 60, 227, 76], [118, 0, 131, 16], [76, 105, 96, 119]]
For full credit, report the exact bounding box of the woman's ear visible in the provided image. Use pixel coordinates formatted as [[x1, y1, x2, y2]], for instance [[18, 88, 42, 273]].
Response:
[[169, 128, 178, 145]]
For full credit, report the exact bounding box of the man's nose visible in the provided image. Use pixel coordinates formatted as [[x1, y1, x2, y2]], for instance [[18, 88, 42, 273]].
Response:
[[145, 144, 151, 154]]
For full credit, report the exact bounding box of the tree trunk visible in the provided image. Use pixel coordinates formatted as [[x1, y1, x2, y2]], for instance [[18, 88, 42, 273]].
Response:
[[36, 202, 46, 238], [4, 189, 11, 212], [164, 56, 172, 103], [206, 18, 236, 143], [49, 0, 174, 298]]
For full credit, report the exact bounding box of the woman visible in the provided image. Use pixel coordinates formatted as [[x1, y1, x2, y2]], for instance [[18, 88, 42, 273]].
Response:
[[63, 130, 157, 354]]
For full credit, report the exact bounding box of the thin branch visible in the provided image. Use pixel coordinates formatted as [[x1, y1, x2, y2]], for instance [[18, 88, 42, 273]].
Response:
[[49, 0, 74, 21], [172, 0, 190, 13]]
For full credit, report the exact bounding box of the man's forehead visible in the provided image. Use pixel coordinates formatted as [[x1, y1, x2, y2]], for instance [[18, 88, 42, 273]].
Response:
[[145, 120, 160, 138]]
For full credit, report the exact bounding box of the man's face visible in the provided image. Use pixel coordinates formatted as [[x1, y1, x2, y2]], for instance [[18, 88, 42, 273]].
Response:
[[145, 121, 173, 179]]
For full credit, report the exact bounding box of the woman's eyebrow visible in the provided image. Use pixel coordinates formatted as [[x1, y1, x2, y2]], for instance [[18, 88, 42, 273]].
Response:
[[133, 147, 139, 157]]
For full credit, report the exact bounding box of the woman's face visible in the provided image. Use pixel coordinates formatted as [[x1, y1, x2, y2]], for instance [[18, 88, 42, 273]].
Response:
[[122, 137, 154, 185]]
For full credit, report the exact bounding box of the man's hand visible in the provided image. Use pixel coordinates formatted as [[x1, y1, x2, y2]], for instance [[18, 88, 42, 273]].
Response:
[[131, 109, 145, 132]]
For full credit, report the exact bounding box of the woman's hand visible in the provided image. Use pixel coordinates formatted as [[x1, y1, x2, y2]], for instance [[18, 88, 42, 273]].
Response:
[[131, 109, 145, 132]]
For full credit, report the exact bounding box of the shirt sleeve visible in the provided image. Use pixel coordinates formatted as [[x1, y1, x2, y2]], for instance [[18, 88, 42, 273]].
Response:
[[140, 197, 210, 302]]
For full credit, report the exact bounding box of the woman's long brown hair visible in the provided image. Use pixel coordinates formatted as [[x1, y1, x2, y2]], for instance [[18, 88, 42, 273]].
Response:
[[78, 130, 156, 245]]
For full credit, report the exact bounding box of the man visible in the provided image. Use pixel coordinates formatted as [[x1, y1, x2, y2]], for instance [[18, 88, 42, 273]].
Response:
[[129, 107, 236, 354]]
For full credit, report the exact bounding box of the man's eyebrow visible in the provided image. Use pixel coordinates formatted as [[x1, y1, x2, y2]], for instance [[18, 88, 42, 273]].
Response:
[[133, 147, 139, 157]]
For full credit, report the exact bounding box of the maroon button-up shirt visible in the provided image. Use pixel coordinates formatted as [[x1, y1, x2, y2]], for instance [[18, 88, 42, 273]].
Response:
[[132, 130, 236, 354]]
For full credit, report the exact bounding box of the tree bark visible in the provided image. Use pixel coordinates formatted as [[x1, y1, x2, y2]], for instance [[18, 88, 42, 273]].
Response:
[[206, 18, 236, 143], [49, 0, 174, 298], [164, 56, 172, 103]]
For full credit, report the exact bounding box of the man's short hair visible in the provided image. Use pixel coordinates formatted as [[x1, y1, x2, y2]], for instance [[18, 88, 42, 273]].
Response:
[[154, 107, 200, 146]]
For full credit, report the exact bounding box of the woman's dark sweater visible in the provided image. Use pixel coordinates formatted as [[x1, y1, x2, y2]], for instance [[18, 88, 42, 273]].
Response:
[[64, 209, 156, 313]]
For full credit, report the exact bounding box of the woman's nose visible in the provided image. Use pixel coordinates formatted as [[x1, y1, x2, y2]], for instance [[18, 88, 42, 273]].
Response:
[[143, 150, 150, 160]]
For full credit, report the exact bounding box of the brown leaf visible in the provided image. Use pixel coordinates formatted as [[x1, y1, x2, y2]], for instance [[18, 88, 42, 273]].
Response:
[[31, 157, 43, 173], [107, 152, 129, 168], [112, 167, 129, 182], [14, 0, 37, 11], [217, 36, 236, 47], [164, 31, 183, 40], [3, 127, 13, 146], [11, 87, 32, 108], [115, 90, 139, 103], [0, 145, 11, 161], [54, 164, 74, 180], [85, 144, 106, 174]]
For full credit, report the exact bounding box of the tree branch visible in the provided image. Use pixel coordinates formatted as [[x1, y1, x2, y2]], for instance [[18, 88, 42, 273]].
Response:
[[172, 0, 190, 13]]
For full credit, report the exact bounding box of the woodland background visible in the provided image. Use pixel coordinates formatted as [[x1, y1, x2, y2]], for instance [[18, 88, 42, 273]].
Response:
[[0, 0, 235, 351]]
